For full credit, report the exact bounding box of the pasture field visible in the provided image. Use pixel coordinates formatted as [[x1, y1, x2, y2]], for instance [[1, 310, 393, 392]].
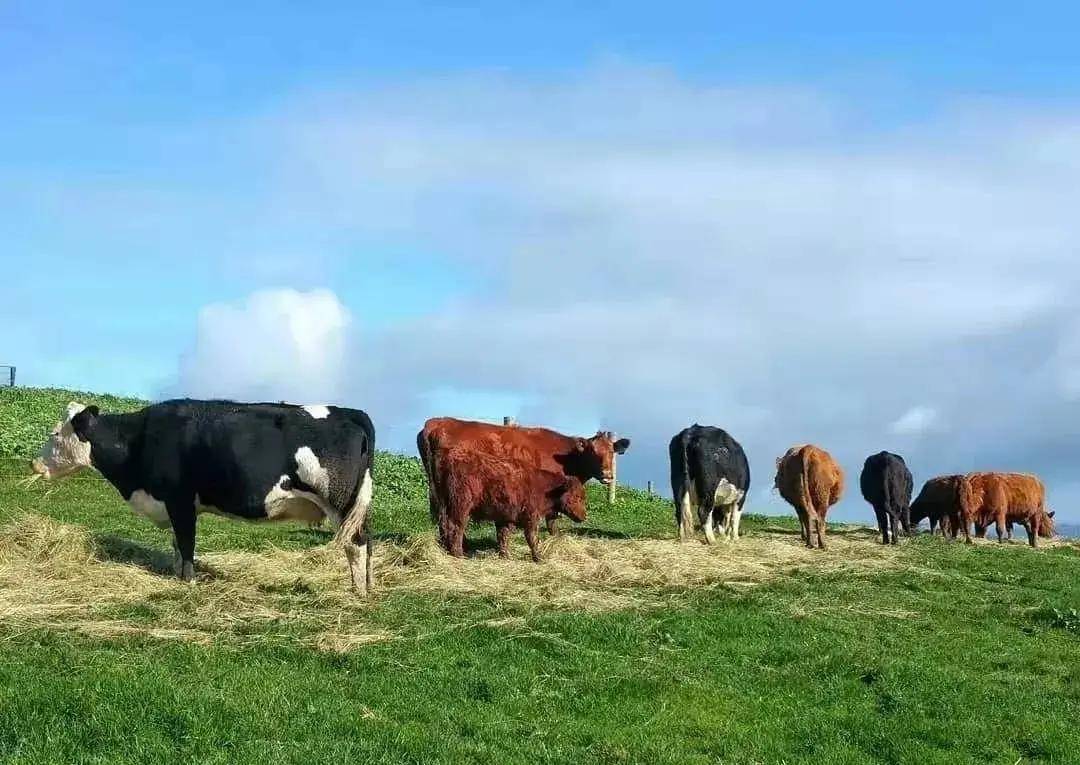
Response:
[[1, 388, 1079, 764]]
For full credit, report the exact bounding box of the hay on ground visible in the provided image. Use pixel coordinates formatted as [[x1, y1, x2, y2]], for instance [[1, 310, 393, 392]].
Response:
[[0, 513, 933, 648]]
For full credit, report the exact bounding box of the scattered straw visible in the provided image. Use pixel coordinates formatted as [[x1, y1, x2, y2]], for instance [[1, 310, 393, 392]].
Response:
[[0, 514, 913, 649]]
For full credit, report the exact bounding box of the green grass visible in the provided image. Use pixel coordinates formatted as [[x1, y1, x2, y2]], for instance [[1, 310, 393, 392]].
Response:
[[1, 387, 1078, 764]]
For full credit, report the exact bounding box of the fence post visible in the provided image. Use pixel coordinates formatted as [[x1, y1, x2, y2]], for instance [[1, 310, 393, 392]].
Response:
[[7, 366, 13, 387], [608, 457, 617, 505], [647, 480, 653, 495], [503, 416, 516, 427]]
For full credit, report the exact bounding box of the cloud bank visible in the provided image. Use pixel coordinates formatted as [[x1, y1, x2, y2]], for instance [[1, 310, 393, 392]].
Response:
[[176, 66, 1080, 521]]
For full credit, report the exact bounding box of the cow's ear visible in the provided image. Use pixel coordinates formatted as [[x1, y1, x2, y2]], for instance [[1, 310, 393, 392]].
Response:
[[71, 406, 99, 442], [613, 438, 630, 455], [1048, 510, 1056, 518]]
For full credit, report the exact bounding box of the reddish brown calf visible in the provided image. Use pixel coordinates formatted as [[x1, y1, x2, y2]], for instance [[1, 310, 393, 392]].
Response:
[[437, 449, 587, 562]]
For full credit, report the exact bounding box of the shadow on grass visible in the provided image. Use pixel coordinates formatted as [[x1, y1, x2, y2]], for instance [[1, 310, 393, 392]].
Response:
[[93, 533, 173, 575]]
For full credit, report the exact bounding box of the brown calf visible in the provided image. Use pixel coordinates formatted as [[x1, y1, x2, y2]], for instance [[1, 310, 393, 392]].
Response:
[[418, 417, 627, 536], [959, 472, 1053, 547], [437, 449, 587, 562], [774, 444, 844, 549]]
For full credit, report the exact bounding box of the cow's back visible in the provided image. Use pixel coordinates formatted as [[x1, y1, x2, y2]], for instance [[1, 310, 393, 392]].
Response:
[[860, 452, 911, 508], [680, 425, 751, 492], [777, 445, 842, 513], [422, 417, 574, 471]]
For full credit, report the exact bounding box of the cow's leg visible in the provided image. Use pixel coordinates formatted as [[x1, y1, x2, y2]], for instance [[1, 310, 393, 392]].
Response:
[[729, 503, 743, 541], [344, 538, 368, 596], [816, 513, 827, 550], [797, 509, 811, 546], [496, 523, 514, 558], [698, 495, 717, 545], [676, 492, 695, 542], [449, 520, 466, 558], [994, 512, 1007, 543], [890, 513, 901, 546], [523, 519, 541, 563], [166, 501, 197, 583], [875, 508, 890, 545], [171, 538, 183, 578], [546, 514, 559, 537], [1029, 515, 1039, 548]]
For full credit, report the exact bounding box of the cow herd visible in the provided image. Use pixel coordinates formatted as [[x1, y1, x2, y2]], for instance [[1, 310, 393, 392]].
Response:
[[30, 399, 1056, 596]]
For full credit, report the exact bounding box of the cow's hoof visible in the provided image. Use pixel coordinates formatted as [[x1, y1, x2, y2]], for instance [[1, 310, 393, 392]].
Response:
[[180, 561, 195, 583]]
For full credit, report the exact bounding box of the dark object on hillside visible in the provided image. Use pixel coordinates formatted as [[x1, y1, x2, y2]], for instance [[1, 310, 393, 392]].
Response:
[[859, 451, 913, 545], [668, 424, 750, 544]]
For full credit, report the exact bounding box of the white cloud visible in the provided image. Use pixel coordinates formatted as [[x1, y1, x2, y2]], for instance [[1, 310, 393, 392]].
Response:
[[179, 289, 352, 404], [889, 406, 941, 436], [135, 66, 1080, 523]]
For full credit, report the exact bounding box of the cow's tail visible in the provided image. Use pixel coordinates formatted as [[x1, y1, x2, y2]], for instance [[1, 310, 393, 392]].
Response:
[[336, 431, 375, 594], [957, 474, 976, 543], [795, 451, 810, 517], [669, 434, 691, 533]]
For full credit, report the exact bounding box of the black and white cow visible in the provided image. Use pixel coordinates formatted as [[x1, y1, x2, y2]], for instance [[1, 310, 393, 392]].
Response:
[[31, 399, 376, 593], [669, 424, 751, 544], [859, 451, 913, 545]]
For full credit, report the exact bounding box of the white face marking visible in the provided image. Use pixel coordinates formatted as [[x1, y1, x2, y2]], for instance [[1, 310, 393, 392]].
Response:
[[129, 490, 172, 529], [294, 446, 330, 496], [301, 405, 331, 419], [32, 402, 93, 479]]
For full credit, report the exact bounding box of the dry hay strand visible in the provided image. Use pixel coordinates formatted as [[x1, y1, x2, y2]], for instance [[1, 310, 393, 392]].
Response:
[[0, 513, 908, 649], [0, 514, 379, 649], [377, 523, 905, 612]]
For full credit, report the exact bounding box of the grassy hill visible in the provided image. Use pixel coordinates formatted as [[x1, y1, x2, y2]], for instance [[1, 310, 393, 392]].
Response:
[[0, 387, 1078, 764]]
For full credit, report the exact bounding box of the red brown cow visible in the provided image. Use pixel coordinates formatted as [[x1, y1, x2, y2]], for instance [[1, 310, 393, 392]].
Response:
[[958, 472, 1054, 547], [774, 444, 844, 549], [417, 417, 629, 535], [437, 448, 587, 561]]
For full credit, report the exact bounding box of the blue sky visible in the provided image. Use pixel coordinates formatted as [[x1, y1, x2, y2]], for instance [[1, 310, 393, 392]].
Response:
[[5, 2, 1080, 523]]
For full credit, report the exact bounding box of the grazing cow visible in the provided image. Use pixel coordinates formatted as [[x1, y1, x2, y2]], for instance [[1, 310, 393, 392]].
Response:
[[31, 400, 376, 593], [668, 425, 750, 544], [418, 418, 629, 536], [774, 444, 844, 549], [437, 449, 587, 561], [910, 475, 965, 538], [859, 451, 913, 545], [958, 472, 1054, 547]]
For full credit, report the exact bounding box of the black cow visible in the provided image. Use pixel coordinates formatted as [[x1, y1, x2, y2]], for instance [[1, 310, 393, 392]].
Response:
[[31, 400, 376, 593], [669, 425, 751, 544], [859, 451, 913, 545]]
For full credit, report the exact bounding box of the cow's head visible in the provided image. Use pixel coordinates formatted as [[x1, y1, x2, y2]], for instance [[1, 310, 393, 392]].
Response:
[[553, 479, 587, 523], [1040, 509, 1056, 538], [30, 402, 98, 479], [569, 431, 630, 484]]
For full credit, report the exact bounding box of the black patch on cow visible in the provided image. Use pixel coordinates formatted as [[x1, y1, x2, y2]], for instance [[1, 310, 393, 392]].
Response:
[[73, 399, 374, 579], [859, 451, 913, 544], [669, 424, 751, 530]]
